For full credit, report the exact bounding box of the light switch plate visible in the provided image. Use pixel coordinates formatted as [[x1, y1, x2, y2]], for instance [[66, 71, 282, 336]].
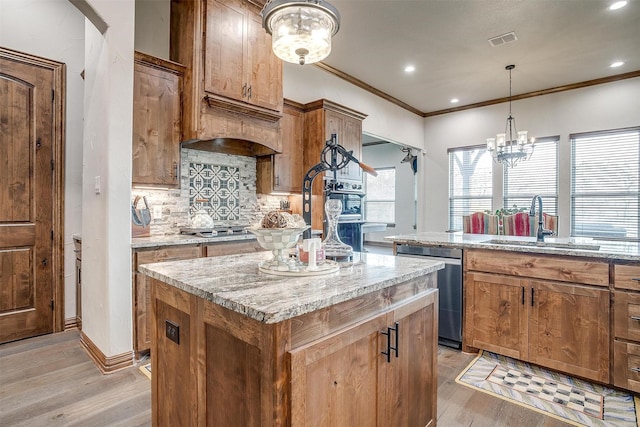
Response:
[[153, 205, 162, 219]]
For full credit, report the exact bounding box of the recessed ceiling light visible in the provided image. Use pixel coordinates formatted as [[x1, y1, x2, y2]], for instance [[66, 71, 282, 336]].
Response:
[[609, 1, 627, 10], [450, 98, 459, 104], [610, 61, 625, 68], [404, 65, 415, 73]]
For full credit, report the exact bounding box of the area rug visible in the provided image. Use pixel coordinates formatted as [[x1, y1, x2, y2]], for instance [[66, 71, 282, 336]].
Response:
[[456, 351, 639, 427], [139, 363, 151, 380]]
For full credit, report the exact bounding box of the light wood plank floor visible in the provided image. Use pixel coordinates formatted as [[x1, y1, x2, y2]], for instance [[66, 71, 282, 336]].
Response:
[[1, 331, 570, 426]]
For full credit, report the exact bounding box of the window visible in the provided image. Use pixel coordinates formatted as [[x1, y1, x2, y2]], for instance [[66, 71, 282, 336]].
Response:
[[504, 137, 559, 214], [448, 146, 493, 231], [365, 167, 395, 223], [571, 127, 639, 241]]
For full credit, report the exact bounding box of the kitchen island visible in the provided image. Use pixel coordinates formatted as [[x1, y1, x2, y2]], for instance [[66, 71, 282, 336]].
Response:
[[386, 232, 640, 392], [139, 251, 443, 426]]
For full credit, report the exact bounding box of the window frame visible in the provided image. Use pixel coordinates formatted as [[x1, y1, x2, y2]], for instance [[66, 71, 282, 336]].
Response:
[[570, 126, 639, 242], [448, 144, 493, 231], [503, 136, 560, 215], [364, 166, 396, 225]]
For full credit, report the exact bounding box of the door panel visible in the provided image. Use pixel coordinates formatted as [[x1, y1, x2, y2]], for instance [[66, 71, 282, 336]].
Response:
[[0, 52, 55, 343]]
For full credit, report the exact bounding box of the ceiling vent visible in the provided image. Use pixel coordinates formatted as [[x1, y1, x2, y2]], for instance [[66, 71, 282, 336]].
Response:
[[488, 32, 518, 47]]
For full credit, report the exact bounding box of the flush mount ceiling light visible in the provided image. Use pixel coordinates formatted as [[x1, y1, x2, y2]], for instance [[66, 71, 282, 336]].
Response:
[[486, 65, 534, 168], [261, 0, 340, 66], [609, 1, 628, 10]]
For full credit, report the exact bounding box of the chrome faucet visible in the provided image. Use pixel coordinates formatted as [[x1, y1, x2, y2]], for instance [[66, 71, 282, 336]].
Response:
[[529, 195, 554, 242]]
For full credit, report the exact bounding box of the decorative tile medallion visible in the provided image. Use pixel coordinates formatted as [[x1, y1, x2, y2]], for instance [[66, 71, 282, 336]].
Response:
[[189, 163, 240, 221]]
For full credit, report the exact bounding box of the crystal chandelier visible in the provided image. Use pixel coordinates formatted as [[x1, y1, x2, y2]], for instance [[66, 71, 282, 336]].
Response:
[[486, 65, 534, 167], [261, 0, 340, 66]]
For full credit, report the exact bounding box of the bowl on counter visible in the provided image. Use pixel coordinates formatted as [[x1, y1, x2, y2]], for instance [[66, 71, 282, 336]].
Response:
[[247, 226, 310, 271]]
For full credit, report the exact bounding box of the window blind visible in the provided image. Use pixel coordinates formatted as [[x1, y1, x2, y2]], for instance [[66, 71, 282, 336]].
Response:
[[365, 167, 396, 223], [571, 127, 639, 241], [504, 137, 559, 215], [448, 146, 493, 231]]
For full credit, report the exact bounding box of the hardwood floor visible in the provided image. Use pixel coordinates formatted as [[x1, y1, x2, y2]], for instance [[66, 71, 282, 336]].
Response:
[[0, 330, 570, 426], [0, 330, 151, 426]]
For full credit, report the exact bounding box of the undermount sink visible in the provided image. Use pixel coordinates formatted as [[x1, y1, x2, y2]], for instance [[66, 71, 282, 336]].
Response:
[[485, 238, 601, 251]]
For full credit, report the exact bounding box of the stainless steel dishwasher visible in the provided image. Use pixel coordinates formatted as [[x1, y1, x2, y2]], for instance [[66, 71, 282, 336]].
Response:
[[396, 244, 462, 349]]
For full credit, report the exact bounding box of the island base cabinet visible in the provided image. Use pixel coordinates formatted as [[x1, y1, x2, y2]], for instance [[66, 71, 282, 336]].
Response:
[[150, 277, 438, 426], [290, 291, 438, 427]]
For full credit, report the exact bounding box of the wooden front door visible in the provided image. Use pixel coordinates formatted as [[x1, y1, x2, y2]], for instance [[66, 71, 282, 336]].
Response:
[[0, 48, 64, 343]]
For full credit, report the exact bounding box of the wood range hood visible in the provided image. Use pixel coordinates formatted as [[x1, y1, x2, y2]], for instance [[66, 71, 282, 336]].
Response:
[[181, 136, 278, 157]]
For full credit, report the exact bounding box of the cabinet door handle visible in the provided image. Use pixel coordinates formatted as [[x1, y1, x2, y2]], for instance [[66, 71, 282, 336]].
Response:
[[531, 288, 535, 306], [381, 328, 391, 363], [248, 85, 252, 99], [390, 322, 399, 358], [633, 278, 640, 282], [631, 316, 640, 321], [521, 287, 525, 305], [242, 83, 247, 98], [275, 175, 279, 187], [631, 367, 640, 373], [173, 161, 178, 178]]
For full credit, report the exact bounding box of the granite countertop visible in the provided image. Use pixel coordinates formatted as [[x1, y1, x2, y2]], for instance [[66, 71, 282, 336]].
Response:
[[139, 251, 444, 323], [386, 232, 640, 262], [72, 232, 258, 249], [130, 233, 256, 249]]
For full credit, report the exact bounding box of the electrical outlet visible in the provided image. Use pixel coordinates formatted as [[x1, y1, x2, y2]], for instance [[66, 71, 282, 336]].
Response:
[[165, 320, 179, 345], [153, 205, 162, 220]]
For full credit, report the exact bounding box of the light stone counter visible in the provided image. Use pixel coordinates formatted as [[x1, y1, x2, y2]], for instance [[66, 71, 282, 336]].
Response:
[[386, 231, 640, 262], [130, 232, 256, 249], [139, 251, 444, 323]]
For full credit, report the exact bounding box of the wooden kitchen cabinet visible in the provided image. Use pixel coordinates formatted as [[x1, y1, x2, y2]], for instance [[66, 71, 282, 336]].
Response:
[[149, 269, 438, 425], [171, 0, 283, 151], [290, 292, 437, 426], [133, 244, 202, 354], [204, 0, 281, 112], [465, 272, 528, 360], [132, 51, 185, 187], [613, 262, 640, 392], [464, 249, 610, 383], [256, 99, 305, 194], [303, 99, 367, 229], [203, 240, 264, 257]]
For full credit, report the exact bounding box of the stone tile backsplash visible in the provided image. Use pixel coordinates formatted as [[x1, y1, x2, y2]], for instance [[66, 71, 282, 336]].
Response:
[[132, 149, 289, 236]]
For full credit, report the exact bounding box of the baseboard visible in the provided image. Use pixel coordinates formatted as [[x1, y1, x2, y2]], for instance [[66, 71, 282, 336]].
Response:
[[80, 331, 134, 374], [64, 316, 81, 331]]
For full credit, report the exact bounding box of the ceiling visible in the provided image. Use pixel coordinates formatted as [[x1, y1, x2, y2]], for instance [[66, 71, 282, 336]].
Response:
[[299, 0, 640, 116]]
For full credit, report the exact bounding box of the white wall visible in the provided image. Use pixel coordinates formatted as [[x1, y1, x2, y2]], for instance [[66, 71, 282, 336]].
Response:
[[362, 143, 417, 243], [0, 0, 85, 322], [421, 77, 640, 235], [81, 0, 135, 357], [284, 64, 424, 150], [134, 0, 170, 59]]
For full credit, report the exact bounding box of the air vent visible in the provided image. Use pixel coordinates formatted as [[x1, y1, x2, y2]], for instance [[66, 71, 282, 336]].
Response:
[[488, 31, 518, 47]]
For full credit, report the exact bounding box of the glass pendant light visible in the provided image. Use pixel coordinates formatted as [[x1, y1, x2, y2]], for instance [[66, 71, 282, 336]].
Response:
[[261, 0, 340, 65]]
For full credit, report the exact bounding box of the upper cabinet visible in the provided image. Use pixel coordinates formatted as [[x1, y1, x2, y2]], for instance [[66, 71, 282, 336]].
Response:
[[204, 0, 282, 112], [303, 99, 367, 229], [256, 99, 304, 194], [132, 51, 185, 188], [171, 0, 283, 151]]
